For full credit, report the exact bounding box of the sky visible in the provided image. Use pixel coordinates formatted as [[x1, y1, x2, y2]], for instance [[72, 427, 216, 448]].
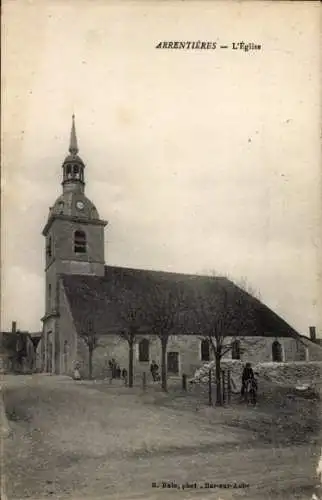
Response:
[[1, 1, 321, 335]]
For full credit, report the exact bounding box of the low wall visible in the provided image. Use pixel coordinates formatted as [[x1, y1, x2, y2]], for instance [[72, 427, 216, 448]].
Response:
[[192, 360, 322, 388]]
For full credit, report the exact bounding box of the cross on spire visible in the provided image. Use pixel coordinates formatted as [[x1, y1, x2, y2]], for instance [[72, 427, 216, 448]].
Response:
[[69, 114, 78, 155]]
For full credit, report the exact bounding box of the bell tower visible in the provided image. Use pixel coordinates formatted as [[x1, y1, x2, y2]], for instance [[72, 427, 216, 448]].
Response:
[[41, 116, 107, 372], [61, 114, 85, 194]]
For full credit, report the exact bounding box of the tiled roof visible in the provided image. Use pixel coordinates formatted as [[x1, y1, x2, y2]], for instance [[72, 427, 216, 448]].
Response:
[[61, 265, 300, 339]]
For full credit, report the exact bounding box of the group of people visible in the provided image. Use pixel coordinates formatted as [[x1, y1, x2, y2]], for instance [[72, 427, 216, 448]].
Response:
[[108, 358, 128, 384], [105, 359, 160, 384], [75, 356, 257, 396], [106, 359, 160, 383]]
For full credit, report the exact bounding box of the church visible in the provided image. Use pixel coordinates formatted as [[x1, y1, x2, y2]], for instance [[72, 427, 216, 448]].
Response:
[[39, 117, 321, 379]]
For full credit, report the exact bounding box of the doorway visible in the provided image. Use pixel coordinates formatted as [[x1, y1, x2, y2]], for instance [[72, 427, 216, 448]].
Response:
[[272, 340, 283, 362], [167, 352, 179, 375]]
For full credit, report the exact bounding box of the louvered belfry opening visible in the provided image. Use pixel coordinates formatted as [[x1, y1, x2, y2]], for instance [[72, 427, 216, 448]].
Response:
[[74, 230, 86, 253]]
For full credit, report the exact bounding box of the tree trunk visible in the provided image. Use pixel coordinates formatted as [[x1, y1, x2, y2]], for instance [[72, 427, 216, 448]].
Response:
[[129, 340, 134, 388], [161, 338, 168, 392], [208, 369, 212, 406], [215, 352, 222, 405], [89, 347, 93, 380]]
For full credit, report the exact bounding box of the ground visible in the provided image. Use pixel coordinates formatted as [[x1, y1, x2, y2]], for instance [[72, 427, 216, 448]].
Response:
[[2, 374, 322, 500]]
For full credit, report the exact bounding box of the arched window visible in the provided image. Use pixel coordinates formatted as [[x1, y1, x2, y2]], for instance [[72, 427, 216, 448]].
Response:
[[48, 284, 52, 307], [66, 164, 72, 179], [46, 236, 52, 258], [73, 164, 80, 179], [63, 341, 69, 372], [231, 339, 241, 360], [138, 339, 149, 362], [272, 340, 283, 362], [201, 339, 210, 361], [74, 230, 86, 253]]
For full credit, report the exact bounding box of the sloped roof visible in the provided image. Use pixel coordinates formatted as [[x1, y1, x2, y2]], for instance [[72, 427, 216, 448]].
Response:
[[298, 335, 322, 348], [0, 331, 31, 356], [61, 265, 300, 339], [48, 192, 100, 221]]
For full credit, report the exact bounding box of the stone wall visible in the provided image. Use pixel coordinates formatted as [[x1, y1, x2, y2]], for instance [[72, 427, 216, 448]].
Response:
[[76, 334, 204, 380], [298, 337, 322, 362], [226, 336, 320, 364], [36, 339, 43, 372], [51, 218, 105, 271], [58, 283, 79, 375], [85, 334, 203, 380], [73, 332, 322, 380], [192, 358, 322, 389]]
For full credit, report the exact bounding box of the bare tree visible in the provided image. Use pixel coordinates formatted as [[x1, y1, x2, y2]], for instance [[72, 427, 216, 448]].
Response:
[[144, 281, 187, 392], [191, 277, 259, 405], [80, 319, 100, 379], [119, 326, 137, 388], [115, 277, 188, 392], [117, 292, 146, 388]]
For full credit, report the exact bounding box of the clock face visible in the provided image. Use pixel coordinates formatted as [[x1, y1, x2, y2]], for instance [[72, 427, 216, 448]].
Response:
[[76, 201, 84, 210]]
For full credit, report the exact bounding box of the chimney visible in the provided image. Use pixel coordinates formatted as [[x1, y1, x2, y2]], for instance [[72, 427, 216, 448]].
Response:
[[309, 326, 316, 342], [12, 321, 17, 334]]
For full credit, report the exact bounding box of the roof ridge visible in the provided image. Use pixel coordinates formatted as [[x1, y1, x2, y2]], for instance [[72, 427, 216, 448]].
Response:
[[103, 264, 227, 280]]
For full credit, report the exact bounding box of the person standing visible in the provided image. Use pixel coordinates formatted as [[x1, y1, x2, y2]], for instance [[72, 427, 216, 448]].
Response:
[[150, 360, 159, 382], [108, 359, 114, 384], [73, 361, 81, 381], [111, 358, 117, 378], [122, 368, 128, 386], [241, 362, 255, 396]]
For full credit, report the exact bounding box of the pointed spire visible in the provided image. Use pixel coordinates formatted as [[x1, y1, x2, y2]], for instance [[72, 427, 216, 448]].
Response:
[[69, 114, 78, 154]]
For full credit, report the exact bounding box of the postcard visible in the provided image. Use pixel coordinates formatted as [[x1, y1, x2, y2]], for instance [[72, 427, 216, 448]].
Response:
[[1, 1, 321, 499]]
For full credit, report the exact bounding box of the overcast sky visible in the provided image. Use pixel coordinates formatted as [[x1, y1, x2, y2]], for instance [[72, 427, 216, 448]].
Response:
[[2, 1, 321, 335]]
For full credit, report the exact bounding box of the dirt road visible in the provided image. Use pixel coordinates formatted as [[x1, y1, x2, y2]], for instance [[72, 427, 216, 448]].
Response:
[[2, 375, 321, 500]]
